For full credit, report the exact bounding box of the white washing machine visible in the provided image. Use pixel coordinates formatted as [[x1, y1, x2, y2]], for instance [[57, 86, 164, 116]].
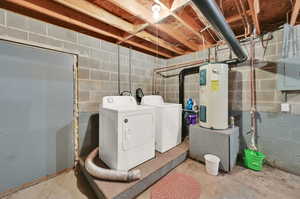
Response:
[[99, 96, 155, 171], [141, 95, 182, 153]]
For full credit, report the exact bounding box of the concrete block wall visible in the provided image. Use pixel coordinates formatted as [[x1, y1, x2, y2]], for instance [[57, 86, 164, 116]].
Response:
[[1, 8, 299, 175], [0, 9, 166, 156], [163, 27, 300, 175], [163, 49, 210, 104]]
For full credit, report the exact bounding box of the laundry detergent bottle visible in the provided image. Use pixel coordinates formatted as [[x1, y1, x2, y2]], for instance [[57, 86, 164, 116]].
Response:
[[185, 98, 193, 110]]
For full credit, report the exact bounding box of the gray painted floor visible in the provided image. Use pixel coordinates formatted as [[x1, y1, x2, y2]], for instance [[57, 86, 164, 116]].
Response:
[[3, 159, 300, 199]]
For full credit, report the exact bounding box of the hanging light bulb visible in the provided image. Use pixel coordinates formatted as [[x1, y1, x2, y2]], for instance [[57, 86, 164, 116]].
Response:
[[152, 3, 161, 20]]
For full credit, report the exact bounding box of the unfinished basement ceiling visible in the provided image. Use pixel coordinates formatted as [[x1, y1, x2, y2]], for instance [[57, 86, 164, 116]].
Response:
[[0, 0, 297, 58]]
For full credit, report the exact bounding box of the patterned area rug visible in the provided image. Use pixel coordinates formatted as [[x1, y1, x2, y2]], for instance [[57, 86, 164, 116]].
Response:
[[151, 172, 201, 199]]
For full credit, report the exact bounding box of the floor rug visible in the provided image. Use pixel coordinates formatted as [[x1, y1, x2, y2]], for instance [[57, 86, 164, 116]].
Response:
[[151, 172, 201, 199]]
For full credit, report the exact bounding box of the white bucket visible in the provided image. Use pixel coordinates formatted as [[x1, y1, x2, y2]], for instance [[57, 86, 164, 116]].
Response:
[[204, 154, 220, 176]]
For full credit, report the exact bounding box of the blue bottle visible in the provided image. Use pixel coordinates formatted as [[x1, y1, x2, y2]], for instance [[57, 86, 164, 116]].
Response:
[[185, 98, 193, 110]]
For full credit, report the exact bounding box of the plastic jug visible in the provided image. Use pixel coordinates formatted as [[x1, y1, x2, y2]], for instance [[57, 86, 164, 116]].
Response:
[[185, 98, 193, 110]]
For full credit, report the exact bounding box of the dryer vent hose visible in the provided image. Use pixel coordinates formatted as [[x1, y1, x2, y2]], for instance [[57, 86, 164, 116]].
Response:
[[85, 148, 141, 182]]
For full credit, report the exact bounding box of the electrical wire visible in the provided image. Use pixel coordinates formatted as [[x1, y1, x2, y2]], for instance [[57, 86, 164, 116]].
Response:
[[154, 22, 159, 95], [249, 32, 258, 151], [117, 45, 121, 95], [129, 47, 132, 94]]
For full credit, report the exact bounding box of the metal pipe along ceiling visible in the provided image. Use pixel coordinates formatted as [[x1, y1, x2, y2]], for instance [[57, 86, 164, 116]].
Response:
[[192, 0, 248, 62]]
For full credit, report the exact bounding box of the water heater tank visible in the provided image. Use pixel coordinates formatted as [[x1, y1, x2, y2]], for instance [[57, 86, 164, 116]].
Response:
[[199, 63, 228, 129]]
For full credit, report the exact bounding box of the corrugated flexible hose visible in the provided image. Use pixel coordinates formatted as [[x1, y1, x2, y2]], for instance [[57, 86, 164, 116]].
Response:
[[85, 148, 141, 182]]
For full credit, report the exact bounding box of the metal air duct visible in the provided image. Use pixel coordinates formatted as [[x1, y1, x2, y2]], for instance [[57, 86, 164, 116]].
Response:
[[192, 0, 248, 63]]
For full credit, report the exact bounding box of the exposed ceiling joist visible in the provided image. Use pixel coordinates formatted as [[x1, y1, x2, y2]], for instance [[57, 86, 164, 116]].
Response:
[[175, 7, 217, 44], [171, 0, 190, 11], [291, 0, 300, 26], [172, 13, 211, 44], [107, 0, 200, 51], [135, 31, 185, 54], [52, 0, 135, 33], [125, 40, 171, 58], [153, 23, 200, 51], [247, 0, 261, 34], [227, 10, 252, 23], [189, 2, 221, 42], [156, 0, 214, 45], [159, 0, 174, 9], [1, 0, 172, 58], [0, 0, 293, 59], [52, 0, 183, 55], [117, 23, 147, 44], [117, 0, 194, 47]]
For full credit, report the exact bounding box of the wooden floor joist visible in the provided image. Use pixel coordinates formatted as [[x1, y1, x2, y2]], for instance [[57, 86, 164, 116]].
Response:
[[0, 0, 294, 58], [171, 0, 191, 11], [291, 0, 300, 26], [1, 0, 173, 58], [247, 0, 261, 34], [52, 0, 184, 55], [107, 0, 201, 51], [156, 0, 214, 46]]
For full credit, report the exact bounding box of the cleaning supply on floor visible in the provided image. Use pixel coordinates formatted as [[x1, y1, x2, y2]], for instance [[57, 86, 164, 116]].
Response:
[[204, 154, 220, 176], [151, 172, 201, 199], [243, 149, 266, 171]]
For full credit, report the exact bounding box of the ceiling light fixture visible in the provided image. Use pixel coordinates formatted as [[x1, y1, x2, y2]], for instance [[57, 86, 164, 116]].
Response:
[[152, 3, 161, 20]]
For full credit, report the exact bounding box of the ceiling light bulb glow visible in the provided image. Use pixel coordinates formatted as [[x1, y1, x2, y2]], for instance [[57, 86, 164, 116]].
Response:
[[152, 3, 161, 20]]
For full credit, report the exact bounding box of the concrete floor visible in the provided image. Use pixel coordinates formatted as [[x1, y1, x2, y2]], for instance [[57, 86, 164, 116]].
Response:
[[3, 159, 300, 199]]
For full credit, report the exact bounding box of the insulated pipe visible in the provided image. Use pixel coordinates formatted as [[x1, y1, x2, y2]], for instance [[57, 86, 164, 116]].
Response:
[[85, 148, 141, 182], [179, 66, 200, 140], [192, 0, 248, 62]]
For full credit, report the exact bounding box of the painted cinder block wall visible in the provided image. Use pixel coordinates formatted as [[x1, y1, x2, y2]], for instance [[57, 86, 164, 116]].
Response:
[[1, 7, 299, 176], [163, 27, 300, 175], [0, 9, 166, 158]]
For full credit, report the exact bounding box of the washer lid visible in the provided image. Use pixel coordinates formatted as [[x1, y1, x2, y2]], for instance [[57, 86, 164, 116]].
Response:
[[153, 103, 182, 109], [142, 95, 181, 108], [141, 95, 164, 105], [102, 96, 137, 109]]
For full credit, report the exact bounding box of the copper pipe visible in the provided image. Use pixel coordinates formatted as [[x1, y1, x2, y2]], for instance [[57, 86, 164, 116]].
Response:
[[239, 0, 252, 37], [154, 59, 207, 73], [152, 59, 208, 94], [249, 34, 257, 151], [233, 0, 251, 39], [202, 0, 252, 48], [222, 33, 273, 50], [234, 0, 247, 36]]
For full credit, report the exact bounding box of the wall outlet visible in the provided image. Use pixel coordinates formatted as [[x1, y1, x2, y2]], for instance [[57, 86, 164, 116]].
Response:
[[281, 103, 290, 112]]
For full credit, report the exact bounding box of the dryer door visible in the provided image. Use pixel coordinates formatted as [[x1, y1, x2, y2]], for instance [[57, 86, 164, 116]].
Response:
[[122, 112, 154, 151]]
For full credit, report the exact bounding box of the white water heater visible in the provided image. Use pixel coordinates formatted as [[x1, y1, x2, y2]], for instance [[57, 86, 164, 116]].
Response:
[[199, 63, 228, 129]]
